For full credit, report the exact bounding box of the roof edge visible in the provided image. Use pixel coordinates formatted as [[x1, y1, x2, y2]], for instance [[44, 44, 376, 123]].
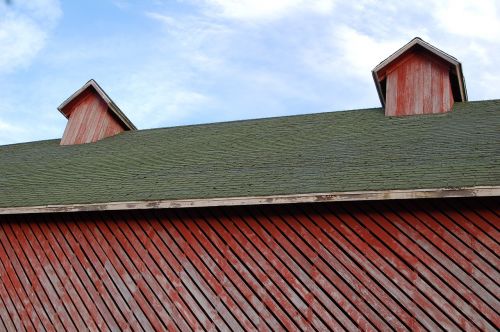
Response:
[[1, 186, 498, 215], [372, 37, 460, 72]]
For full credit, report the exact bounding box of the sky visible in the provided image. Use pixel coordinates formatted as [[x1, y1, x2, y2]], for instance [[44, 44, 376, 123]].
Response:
[[0, 0, 499, 145]]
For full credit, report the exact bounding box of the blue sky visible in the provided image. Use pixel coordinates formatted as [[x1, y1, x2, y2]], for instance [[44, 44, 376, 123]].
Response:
[[0, 0, 499, 144]]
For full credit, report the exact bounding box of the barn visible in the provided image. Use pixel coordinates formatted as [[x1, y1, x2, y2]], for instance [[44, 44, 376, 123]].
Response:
[[0, 38, 498, 331]]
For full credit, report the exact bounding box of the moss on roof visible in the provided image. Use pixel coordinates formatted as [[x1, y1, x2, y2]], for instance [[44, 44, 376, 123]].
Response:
[[1, 100, 499, 208]]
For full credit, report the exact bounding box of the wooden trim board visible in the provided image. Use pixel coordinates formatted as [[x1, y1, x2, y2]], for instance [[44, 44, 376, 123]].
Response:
[[0, 186, 498, 215]]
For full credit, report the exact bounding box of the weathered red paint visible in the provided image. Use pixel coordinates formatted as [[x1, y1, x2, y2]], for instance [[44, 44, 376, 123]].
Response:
[[0, 198, 498, 331], [60, 87, 127, 145], [377, 49, 454, 116]]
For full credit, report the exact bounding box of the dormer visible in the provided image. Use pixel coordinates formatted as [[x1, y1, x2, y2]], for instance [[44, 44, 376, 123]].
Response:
[[58, 80, 136, 145], [372, 38, 467, 116]]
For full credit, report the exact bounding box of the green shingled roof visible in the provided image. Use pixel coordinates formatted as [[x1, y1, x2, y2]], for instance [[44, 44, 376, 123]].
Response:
[[1, 100, 499, 208]]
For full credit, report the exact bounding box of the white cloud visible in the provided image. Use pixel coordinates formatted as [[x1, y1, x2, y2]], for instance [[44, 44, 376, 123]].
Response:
[[18, 0, 62, 22], [0, 0, 499, 147], [131, 86, 211, 127], [0, 119, 22, 133], [0, 0, 61, 73], [200, 0, 336, 21], [0, 118, 27, 145], [433, 0, 500, 41], [0, 15, 46, 72], [150, 0, 500, 113], [113, 63, 213, 128], [477, 72, 500, 98], [303, 25, 409, 80], [111, 0, 131, 10], [463, 41, 491, 66], [146, 12, 232, 72]]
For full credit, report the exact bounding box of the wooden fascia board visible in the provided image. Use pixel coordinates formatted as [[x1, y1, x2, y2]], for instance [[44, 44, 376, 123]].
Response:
[[456, 62, 468, 101], [0, 186, 498, 215], [57, 80, 101, 113], [372, 70, 386, 107], [372, 38, 460, 73]]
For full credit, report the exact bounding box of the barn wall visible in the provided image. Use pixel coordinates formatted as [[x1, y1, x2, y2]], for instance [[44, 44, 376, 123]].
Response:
[[0, 198, 498, 331]]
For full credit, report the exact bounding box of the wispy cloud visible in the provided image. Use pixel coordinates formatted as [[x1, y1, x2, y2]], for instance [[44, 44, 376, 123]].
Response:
[[0, 14, 46, 72], [111, 0, 131, 10], [433, 0, 500, 42], [302, 25, 410, 80], [0, 118, 27, 145], [146, 0, 500, 118], [145, 8, 331, 120], [1, 0, 499, 145], [115, 71, 213, 128], [0, 0, 62, 73], [299, 0, 499, 104], [103, 12, 230, 128], [197, 0, 336, 21], [146, 11, 233, 71]]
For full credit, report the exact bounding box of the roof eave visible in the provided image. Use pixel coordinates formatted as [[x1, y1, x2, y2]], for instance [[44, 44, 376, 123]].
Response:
[[1, 186, 498, 215]]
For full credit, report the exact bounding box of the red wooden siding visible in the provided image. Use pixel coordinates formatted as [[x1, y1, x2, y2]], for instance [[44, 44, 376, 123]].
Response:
[[0, 198, 498, 331], [60, 88, 126, 145], [378, 50, 454, 117]]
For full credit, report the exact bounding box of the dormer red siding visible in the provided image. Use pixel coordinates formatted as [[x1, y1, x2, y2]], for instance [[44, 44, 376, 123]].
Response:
[[58, 80, 136, 145], [373, 38, 467, 117]]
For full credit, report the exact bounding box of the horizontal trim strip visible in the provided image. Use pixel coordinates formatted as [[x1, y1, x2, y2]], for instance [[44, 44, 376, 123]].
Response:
[[0, 186, 498, 215]]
